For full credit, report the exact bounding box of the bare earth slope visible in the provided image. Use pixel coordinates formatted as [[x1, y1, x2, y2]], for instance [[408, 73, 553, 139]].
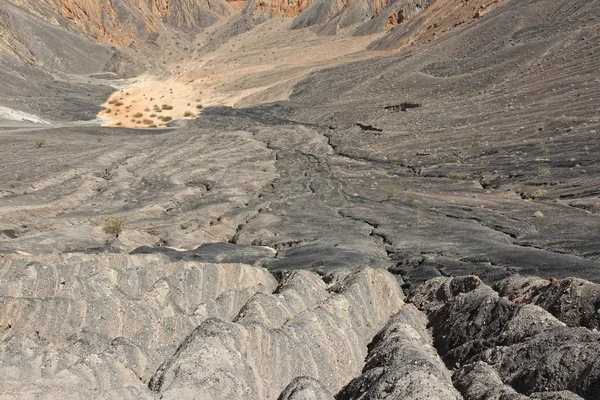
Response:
[[0, 0, 599, 399]]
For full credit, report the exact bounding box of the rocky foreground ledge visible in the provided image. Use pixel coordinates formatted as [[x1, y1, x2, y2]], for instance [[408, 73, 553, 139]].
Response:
[[0, 253, 598, 399]]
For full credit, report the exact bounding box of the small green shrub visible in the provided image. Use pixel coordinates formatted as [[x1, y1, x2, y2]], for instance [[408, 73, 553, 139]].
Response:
[[102, 217, 124, 236], [536, 166, 550, 176], [385, 187, 398, 200], [449, 173, 469, 183], [35, 139, 45, 148]]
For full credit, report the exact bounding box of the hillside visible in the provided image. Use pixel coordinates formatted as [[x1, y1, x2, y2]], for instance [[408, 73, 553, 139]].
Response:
[[0, 0, 599, 398]]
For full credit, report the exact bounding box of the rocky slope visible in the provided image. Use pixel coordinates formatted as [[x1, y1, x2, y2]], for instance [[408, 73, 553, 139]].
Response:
[[1, 254, 598, 399], [8, 0, 234, 45], [0, 0, 599, 398]]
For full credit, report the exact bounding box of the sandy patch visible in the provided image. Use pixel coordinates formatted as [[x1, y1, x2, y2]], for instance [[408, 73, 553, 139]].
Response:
[[98, 19, 385, 128]]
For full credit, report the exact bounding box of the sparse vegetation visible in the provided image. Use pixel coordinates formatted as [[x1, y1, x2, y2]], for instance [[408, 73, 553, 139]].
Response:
[[536, 166, 550, 176], [196, 104, 204, 109], [114, 101, 124, 107], [162, 104, 174, 110], [133, 112, 144, 118], [35, 139, 45, 148], [406, 193, 418, 202], [105, 108, 112, 114], [183, 111, 194, 117], [143, 119, 153, 125], [102, 217, 124, 236], [448, 173, 466, 183], [531, 188, 548, 198], [385, 187, 399, 200]]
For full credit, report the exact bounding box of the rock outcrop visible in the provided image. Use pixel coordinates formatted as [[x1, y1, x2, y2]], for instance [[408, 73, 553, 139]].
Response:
[[495, 275, 600, 330], [337, 303, 462, 400], [411, 276, 600, 400], [0, 254, 407, 399], [0, 253, 278, 398], [149, 267, 404, 398], [3, 252, 598, 400], [0, 0, 113, 73], [7, 0, 234, 45]]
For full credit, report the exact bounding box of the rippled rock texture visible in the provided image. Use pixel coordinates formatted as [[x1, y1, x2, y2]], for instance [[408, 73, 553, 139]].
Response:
[[1, 253, 598, 399]]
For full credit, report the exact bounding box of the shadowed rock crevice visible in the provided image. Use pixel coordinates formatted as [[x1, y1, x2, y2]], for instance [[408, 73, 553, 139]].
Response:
[[409, 276, 600, 400]]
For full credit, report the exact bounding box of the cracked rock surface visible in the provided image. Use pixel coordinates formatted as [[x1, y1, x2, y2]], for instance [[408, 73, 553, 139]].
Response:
[[0, 0, 599, 398]]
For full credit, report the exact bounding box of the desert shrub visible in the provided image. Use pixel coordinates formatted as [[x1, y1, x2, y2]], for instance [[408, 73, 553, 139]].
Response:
[[183, 111, 194, 117], [196, 104, 204, 109], [150, 114, 157, 118], [133, 112, 143, 118], [531, 188, 548, 198], [536, 166, 550, 176], [162, 116, 173, 122], [143, 119, 153, 125], [162, 104, 173, 110], [102, 217, 124, 236], [105, 108, 112, 114], [448, 173, 466, 183], [35, 139, 45, 148], [114, 101, 124, 107], [385, 187, 398, 200]]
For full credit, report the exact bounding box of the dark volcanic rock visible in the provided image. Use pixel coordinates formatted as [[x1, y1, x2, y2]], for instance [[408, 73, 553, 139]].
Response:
[[453, 361, 530, 400], [495, 275, 600, 330], [337, 303, 461, 400], [411, 276, 600, 400]]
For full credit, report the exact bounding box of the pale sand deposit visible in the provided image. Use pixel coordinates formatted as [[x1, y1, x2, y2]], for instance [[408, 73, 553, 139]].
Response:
[[99, 19, 384, 127]]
